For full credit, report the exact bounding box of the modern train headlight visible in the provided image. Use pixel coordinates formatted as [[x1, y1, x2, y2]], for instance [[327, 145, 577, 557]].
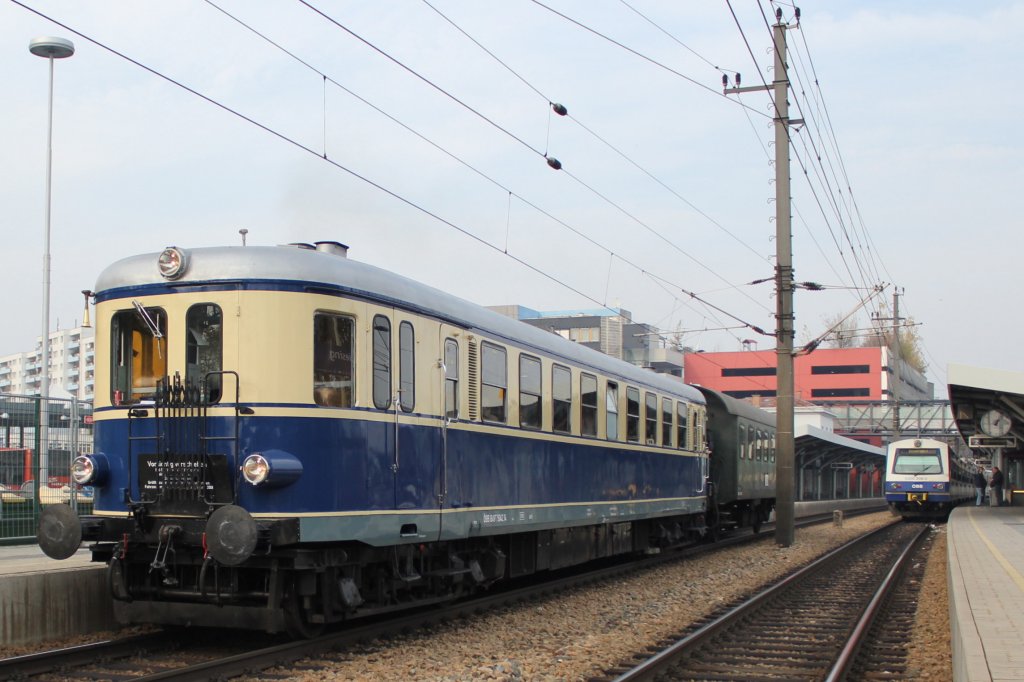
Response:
[[157, 246, 188, 280], [240, 450, 302, 488], [71, 454, 109, 486]]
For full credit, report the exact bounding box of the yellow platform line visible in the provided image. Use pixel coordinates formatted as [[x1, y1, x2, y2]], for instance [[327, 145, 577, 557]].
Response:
[[968, 507, 1024, 593]]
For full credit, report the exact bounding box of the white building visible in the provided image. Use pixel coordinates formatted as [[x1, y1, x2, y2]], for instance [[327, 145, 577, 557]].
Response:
[[0, 327, 95, 401]]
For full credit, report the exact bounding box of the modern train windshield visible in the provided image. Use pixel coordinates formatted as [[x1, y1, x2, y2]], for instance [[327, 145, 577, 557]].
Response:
[[893, 448, 943, 474]]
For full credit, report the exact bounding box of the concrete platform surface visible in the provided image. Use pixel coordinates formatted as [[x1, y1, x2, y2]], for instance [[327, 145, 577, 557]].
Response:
[[948, 505, 1024, 682], [1, 544, 115, 647]]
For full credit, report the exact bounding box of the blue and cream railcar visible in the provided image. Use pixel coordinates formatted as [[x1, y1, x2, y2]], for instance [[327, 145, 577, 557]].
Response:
[[884, 437, 972, 519], [694, 387, 776, 535], [38, 242, 710, 635]]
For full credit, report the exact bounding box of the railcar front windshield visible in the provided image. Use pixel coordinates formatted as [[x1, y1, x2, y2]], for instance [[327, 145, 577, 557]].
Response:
[[893, 447, 943, 474]]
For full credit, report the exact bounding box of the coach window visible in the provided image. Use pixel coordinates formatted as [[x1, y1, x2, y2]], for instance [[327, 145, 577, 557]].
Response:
[[626, 387, 641, 443], [444, 338, 458, 420], [519, 354, 542, 429], [372, 315, 392, 410], [111, 306, 167, 405], [757, 430, 764, 461], [739, 425, 747, 459], [644, 393, 658, 445], [399, 321, 415, 412], [552, 364, 572, 434], [606, 382, 619, 440], [186, 303, 222, 403], [581, 373, 598, 437], [770, 434, 776, 462], [676, 402, 688, 449], [314, 313, 355, 407], [662, 398, 673, 447], [481, 342, 507, 423]]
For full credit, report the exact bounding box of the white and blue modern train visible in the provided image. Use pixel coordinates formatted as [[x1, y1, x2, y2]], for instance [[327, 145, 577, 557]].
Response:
[[37, 241, 774, 636], [884, 437, 973, 519]]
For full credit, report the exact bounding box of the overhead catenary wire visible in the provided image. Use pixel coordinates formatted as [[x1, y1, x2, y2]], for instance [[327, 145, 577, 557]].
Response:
[[293, 0, 773, 315], [13, 0, 779, 343], [418, 0, 775, 273], [208, 0, 773, 332]]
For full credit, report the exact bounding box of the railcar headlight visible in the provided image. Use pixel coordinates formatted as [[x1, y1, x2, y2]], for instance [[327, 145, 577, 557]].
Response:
[[157, 246, 188, 280], [71, 454, 109, 486], [241, 454, 270, 486], [240, 450, 303, 488]]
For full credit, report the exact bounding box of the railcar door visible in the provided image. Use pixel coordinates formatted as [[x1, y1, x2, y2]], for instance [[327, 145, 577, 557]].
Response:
[[391, 314, 443, 540], [366, 311, 397, 511], [434, 325, 464, 541]]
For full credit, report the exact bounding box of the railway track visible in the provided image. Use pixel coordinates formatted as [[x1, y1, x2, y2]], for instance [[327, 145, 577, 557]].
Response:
[[0, 508, 887, 681], [600, 520, 928, 681]]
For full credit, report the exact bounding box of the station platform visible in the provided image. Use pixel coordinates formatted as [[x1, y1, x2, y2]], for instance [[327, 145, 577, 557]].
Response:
[[948, 504, 1024, 681], [0, 544, 115, 647]]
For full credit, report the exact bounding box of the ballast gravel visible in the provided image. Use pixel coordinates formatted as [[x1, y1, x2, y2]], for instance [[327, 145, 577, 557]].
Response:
[[250, 511, 953, 681], [0, 512, 953, 680]]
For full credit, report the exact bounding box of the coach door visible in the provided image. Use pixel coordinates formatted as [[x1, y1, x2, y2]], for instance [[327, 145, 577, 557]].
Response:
[[366, 312, 398, 511], [388, 314, 443, 541], [435, 325, 463, 541]]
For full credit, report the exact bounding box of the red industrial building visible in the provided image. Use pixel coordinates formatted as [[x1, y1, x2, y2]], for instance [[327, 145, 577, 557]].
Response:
[[683, 347, 933, 402]]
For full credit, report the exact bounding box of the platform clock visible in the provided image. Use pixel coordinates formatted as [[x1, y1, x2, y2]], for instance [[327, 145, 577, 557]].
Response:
[[980, 409, 1012, 437]]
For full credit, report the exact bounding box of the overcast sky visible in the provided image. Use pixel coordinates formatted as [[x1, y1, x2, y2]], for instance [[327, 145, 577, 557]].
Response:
[[1, 1, 1021, 396]]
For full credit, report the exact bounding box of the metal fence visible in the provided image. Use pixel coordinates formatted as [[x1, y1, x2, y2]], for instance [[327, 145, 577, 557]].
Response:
[[0, 393, 94, 544]]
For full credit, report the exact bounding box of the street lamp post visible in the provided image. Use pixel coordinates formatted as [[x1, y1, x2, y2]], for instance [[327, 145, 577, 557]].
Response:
[[30, 36, 75, 488]]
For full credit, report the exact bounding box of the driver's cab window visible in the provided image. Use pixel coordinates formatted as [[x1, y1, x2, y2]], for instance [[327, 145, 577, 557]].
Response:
[[111, 305, 167, 405], [186, 304, 223, 402]]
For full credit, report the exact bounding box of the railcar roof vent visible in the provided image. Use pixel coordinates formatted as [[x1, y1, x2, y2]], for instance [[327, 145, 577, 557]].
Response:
[[314, 241, 349, 258], [284, 242, 315, 250]]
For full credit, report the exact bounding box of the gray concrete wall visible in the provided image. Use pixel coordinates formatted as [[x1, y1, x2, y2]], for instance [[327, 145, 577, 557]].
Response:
[[1, 566, 116, 646]]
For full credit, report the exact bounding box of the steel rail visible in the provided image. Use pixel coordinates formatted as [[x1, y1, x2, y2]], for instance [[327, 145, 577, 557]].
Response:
[[823, 524, 929, 681], [610, 518, 904, 681]]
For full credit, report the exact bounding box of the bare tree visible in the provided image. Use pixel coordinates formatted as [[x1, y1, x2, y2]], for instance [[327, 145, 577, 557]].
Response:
[[821, 313, 859, 348]]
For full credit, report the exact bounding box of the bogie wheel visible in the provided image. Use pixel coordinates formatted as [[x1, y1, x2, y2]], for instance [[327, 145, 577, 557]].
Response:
[[284, 584, 325, 639]]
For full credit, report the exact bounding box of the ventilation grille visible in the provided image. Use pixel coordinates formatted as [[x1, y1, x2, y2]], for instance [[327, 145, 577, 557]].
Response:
[[467, 339, 479, 421]]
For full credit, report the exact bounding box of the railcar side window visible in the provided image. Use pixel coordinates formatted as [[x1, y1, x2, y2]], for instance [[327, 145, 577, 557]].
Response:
[[552, 364, 571, 434], [626, 387, 640, 443], [645, 393, 658, 445], [481, 342, 507, 424], [519, 354, 542, 430], [770, 434, 776, 462], [372, 315, 392, 410], [581, 373, 598, 437], [676, 402, 688, 449], [399, 321, 415, 412], [186, 304, 222, 403], [606, 382, 619, 440], [111, 306, 167, 405], [662, 398, 672, 447], [313, 313, 354, 407], [444, 338, 458, 420]]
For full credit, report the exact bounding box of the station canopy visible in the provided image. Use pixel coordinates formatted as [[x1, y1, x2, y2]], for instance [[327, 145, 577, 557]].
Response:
[[795, 424, 884, 471], [948, 364, 1024, 454]]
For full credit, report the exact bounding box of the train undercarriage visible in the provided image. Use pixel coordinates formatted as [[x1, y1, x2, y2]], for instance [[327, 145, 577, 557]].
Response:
[[79, 510, 705, 637]]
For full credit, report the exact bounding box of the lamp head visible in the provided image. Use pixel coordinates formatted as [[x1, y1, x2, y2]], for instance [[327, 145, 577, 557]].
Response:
[[29, 36, 75, 59]]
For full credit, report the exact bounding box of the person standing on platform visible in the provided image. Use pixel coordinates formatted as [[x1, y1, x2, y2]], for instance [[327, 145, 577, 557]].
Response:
[[991, 466, 1005, 507], [974, 467, 988, 506]]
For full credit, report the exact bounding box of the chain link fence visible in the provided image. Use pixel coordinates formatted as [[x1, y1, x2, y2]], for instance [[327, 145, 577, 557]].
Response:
[[0, 394, 94, 544]]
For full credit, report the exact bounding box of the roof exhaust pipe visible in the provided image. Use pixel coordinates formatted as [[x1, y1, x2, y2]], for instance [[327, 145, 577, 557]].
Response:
[[314, 241, 349, 258]]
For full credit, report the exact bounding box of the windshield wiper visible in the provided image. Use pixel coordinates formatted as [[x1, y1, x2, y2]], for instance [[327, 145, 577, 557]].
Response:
[[133, 300, 164, 339]]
